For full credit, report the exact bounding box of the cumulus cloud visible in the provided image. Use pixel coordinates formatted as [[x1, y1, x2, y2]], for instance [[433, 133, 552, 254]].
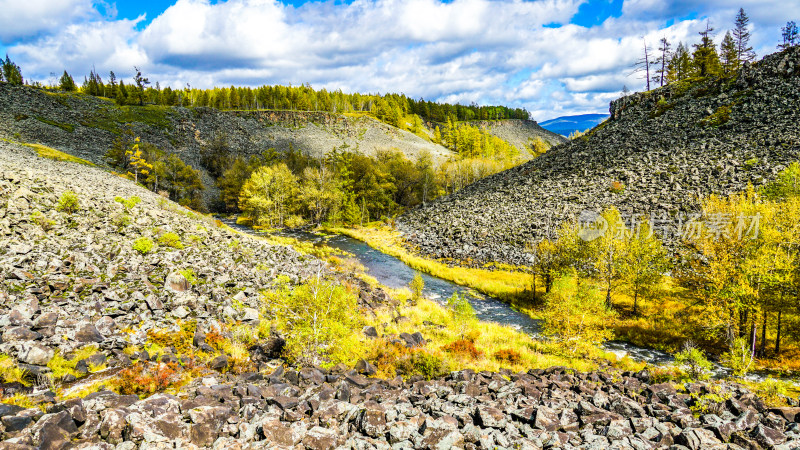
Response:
[[0, 0, 96, 43], [2, 0, 796, 121]]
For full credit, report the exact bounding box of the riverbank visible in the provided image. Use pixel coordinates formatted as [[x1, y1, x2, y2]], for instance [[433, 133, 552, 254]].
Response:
[[323, 224, 537, 309]]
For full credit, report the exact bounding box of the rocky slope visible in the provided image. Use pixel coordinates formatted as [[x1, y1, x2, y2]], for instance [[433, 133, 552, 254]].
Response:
[[0, 84, 454, 167], [399, 47, 800, 265], [2, 141, 799, 448], [464, 120, 567, 153]]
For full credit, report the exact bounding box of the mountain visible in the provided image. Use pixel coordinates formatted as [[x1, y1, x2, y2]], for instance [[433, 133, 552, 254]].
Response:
[[464, 119, 567, 151], [399, 47, 800, 266], [539, 113, 609, 137]]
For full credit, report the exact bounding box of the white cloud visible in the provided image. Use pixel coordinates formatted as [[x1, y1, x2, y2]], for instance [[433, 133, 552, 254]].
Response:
[[0, 0, 96, 43]]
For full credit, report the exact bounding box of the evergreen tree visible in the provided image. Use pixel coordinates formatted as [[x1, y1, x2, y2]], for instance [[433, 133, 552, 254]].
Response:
[[108, 71, 117, 98], [132, 66, 150, 106], [59, 70, 77, 91], [2, 55, 24, 85], [720, 31, 739, 76], [667, 42, 692, 82], [116, 80, 129, 105], [780, 21, 799, 49], [692, 22, 722, 77], [733, 8, 756, 65]]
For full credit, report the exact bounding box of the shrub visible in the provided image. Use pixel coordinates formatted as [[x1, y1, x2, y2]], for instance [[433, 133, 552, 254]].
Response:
[[284, 215, 306, 228], [395, 350, 448, 380], [755, 378, 790, 406], [540, 280, 615, 354], [30, 211, 55, 231], [56, 191, 79, 214], [114, 195, 141, 210], [409, 273, 424, 305], [158, 232, 184, 249], [114, 362, 180, 397], [112, 213, 131, 231], [132, 237, 155, 255], [609, 180, 625, 194], [674, 342, 713, 381], [493, 348, 522, 364], [146, 321, 196, 356], [442, 339, 483, 359], [446, 292, 476, 338], [0, 354, 27, 385], [720, 336, 753, 377]]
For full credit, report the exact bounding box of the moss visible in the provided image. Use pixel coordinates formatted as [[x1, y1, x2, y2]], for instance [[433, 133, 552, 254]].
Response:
[[132, 237, 155, 255], [699, 105, 732, 127], [34, 116, 75, 132]]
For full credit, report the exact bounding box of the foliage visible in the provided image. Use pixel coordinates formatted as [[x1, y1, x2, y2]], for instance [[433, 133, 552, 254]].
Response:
[[114, 362, 180, 397], [239, 163, 298, 228], [265, 276, 362, 366], [446, 292, 476, 338], [179, 269, 198, 285], [720, 336, 754, 377], [56, 191, 80, 214], [619, 219, 668, 315], [59, 71, 77, 91], [608, 180, 626, 193], [115, 195, 141, 210], [0, 354, 27, 385], [132, 237, 155, 255], [540, 278, 616, 354], [674, 343, 713, 380], [409, 273, 424, 306], [1, 55, 23, 85], [442, 339, 483, 359], [493, 348, 522, 364], [754, 378, 791, 406], [30, 211, 55, 231], [157, 232, 184, 249]]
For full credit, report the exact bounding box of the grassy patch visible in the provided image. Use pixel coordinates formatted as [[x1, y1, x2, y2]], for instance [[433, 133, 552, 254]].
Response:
[[0, 139, 94, 166], [34, 116, 74, 132], [699, 105, 732, 127]]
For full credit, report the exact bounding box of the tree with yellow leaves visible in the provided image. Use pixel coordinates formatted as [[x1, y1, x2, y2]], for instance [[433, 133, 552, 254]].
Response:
[[126, 137, 153, 184]]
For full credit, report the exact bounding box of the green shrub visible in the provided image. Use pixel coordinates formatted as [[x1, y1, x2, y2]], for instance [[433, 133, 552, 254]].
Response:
[[30, 211, 55, 231], [179, 269, 198, 285], [132, 237, 155, 255], [115, 195, 141, 210], [56, 191, 79, 214], [674, 342, 712, 381], [409, 273, 424, 306], [112, 213, 131, 231], [158, 232, 184, 249], [395, 350, 448, 380], [755, 378, 790, 406], [720, 336, 753, 377]]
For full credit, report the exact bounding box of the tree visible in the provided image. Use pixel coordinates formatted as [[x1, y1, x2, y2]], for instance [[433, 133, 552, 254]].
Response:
[[116, 80, 129, 105], [126, 137, 153, 184], [633, 39, 654, 91], [653, 37, 671, 87], [108, 71, 117, 98], [720, 32, 739, 76], [267, 274, 361, 366], [692, 22, 722, 77], [732, 8, 756, 66], [619, 219, 668, 315], [780, 21, 799, 49], [133, 66, 150, 106], [446, 292, 476, 338], [1, 55, 23, 85], [58, 71, 77, 91], [239, 163, 298, 228], [540, 278, 616, 354], [593, 208, 627, 308], [409, 273, 424, 305], [667, 42, 692, 82]]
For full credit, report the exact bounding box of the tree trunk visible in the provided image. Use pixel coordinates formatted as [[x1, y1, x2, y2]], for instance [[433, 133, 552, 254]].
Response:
[[633, 290, 638, 315], [775, 309, 782, 355], [750, 319, 757, 362], [759, 310, 767, 357]]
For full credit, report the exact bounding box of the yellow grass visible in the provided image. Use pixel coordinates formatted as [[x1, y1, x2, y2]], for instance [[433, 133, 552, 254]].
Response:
[[2, 139, 95, 166]]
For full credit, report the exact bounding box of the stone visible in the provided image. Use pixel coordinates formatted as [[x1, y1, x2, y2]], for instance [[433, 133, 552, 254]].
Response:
[[354, 359, 377, 376], [241, 308, 259, 321], [302, 426, 338, 450], [362, 326, 378, 338], [356, 403, 386, 438], [75, 323, 104, 343], [753, 423, 787, 447], [676, 427, 722, 450], [477, 405, 507, 429], [17, 343, 54, 365], [164, 272, 190, 293]]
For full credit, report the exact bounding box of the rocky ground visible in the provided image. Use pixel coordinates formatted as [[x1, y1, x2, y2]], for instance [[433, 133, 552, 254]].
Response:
[[399, 47, 800, 266], [464, 119, 566, 154], [0, 138, 799, 449]]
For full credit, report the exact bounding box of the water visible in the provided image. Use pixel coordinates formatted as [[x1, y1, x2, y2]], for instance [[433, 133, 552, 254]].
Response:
[[225, 220, 797, 380]]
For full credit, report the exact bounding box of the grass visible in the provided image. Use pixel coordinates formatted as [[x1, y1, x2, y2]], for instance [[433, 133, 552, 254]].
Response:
[[364, 296, 645, 377], [323, 224, 533, 306], [48, 345, 102, 379], [34, 116, 74, 132], [1, 139, 94, 166], [0, 354, 28, 385]]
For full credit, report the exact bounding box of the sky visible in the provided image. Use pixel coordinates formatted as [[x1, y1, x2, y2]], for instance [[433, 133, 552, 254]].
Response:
[[1, 0, 797, 121]]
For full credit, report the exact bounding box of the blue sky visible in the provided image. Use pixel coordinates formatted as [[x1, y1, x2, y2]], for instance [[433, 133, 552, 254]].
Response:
[[1, 0, 797, 121]]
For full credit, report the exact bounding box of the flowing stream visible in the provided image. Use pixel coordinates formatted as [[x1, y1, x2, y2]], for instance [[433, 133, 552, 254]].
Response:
[[226, 221, 794, 382]]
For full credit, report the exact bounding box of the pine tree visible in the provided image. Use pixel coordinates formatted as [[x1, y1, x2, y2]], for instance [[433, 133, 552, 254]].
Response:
[[107, 71, 117, 98], [132, 66, 150, 106], [116, 80, 129, 105], [780, 21, 799, 49], [2, 55, 24, 85], [59, 70, 77, 91], [667, 42, 692, 82], [692, 22, 722, 77], [733, 8, 756, 65], [720, 31, 739, 76]]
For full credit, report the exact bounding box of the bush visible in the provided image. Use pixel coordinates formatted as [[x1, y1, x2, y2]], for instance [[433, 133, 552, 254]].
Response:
[[720, 336, 753, 377], [394, 349, 448, 380], [755, 378, 790, 406], [112, 213, 131, 231], [158, 232, 184, 249], [442, 339, 483, 359], [674, 342, 713, 381], [446, 292, 476, 338], [540, 280, 615, 354], [132, 237, 155, 255], [56, 191, 79, 214], [114, 362, 180, 397], [608, 180, 625, 194], [493, 348, 522, 364], [30, 211, 55, 231], [409, 273, 424, 305], [114, 195, 141, 210]]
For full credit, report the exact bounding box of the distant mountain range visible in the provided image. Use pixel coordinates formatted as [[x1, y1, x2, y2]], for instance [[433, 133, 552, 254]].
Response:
[[539, 113, 609, 137]]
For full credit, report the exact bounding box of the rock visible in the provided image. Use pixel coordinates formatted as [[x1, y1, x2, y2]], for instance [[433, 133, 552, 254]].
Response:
[[753, 423, 787, 447], [209, 355, 229, 371], [75, 323, 104, 343], [477, 405, 507, 429], [94, 316, 117, 336], [399, 332, 425, 348], [362, 326, 378, 338], [164, 272, 190, 293], [534, 406, 560, 431], [17, 343, 54, 365], [302, 426, 339, 449], [356, 403, 386, 438], [241, 308, 259, 321], [676, 427, 723, 450], [354, 359, 377, 376]]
